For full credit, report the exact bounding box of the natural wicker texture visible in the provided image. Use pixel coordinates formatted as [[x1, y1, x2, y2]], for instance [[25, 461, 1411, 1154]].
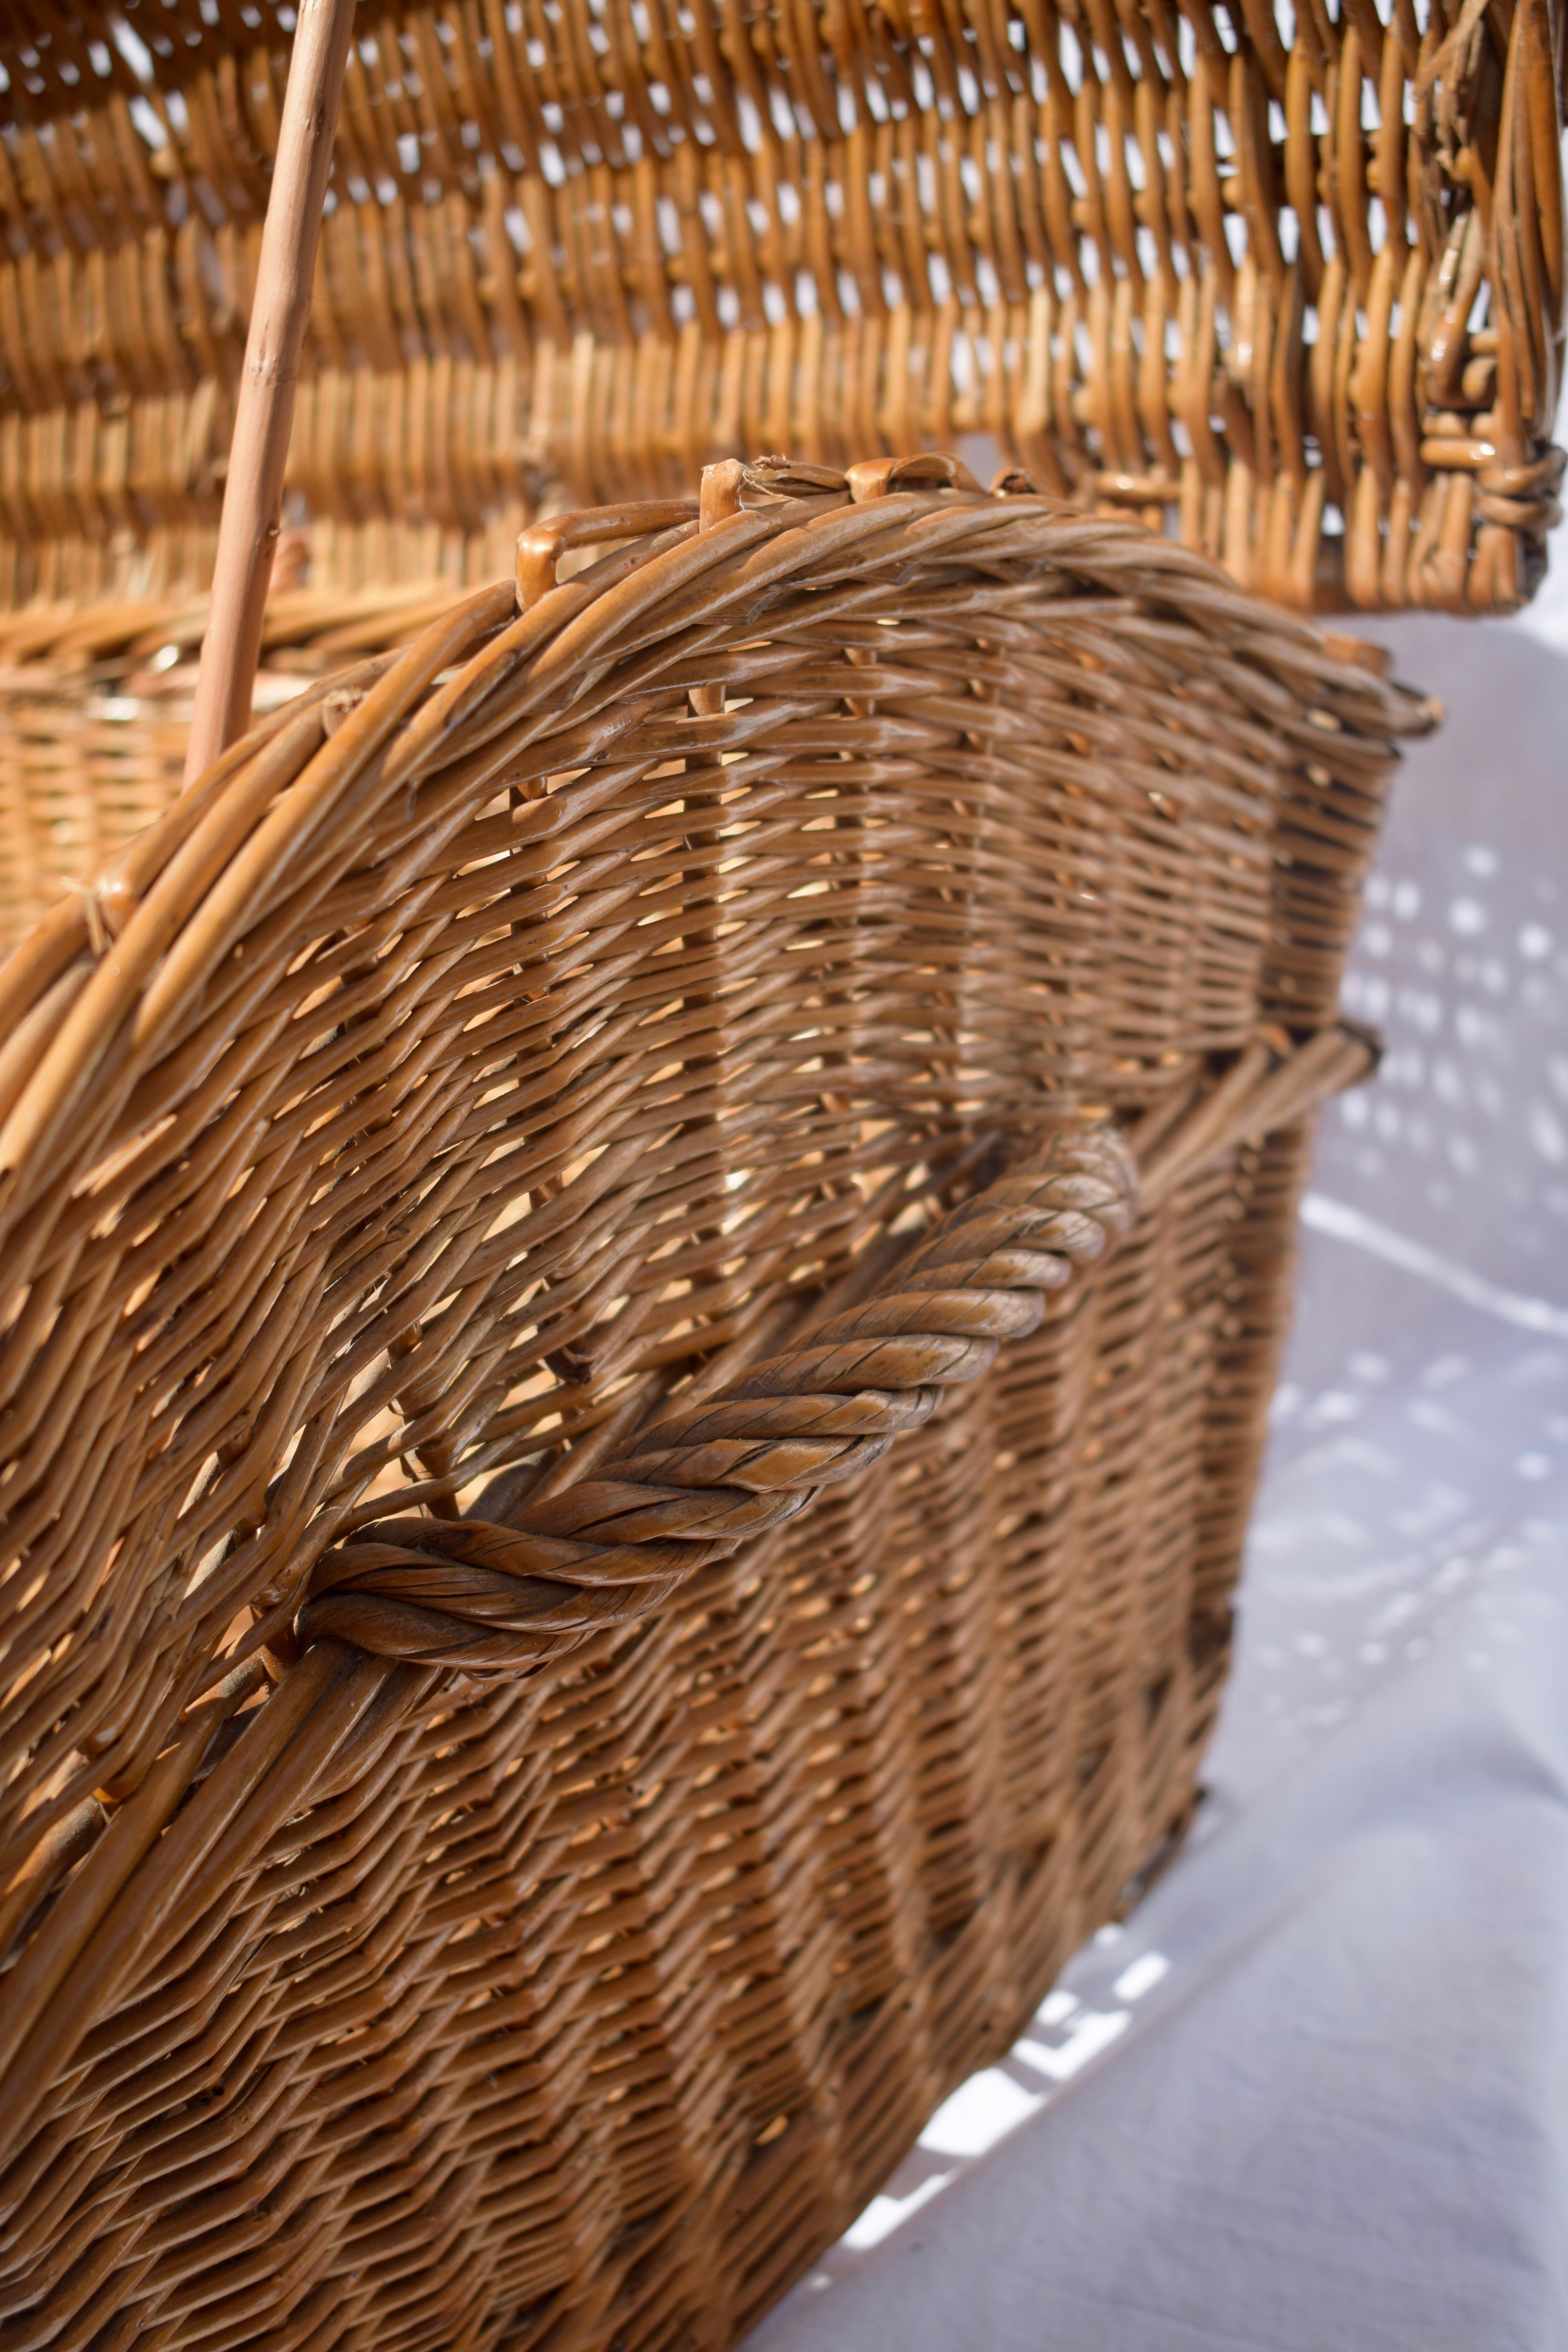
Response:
[[177, 0, 359, 785], [0, 0, 1562, 612], [0, 575, 465, 953], [0, 470, 1431, 2349]]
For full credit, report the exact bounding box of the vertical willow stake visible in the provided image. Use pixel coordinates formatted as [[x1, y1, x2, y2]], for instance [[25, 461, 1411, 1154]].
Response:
[[183, 0, 358, 784]]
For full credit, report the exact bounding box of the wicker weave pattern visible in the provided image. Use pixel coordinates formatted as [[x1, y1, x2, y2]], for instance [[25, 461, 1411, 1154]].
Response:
[[0, 0, 1562, 612], [298, 1121, 1143, 1667], [0, 474, 1430, 2348], [0, 1107, 1321, 2350], [0, 578, 468, 952]]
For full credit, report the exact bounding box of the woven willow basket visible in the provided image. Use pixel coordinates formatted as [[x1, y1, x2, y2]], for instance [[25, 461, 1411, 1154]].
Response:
[[0, 579, 467, 954], [0, 464, 1430, 2350], [1, 0, 1563, 617]]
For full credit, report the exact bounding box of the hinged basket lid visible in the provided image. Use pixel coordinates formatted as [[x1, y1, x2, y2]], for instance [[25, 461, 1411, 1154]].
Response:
[[2, 0, 1562, 617]]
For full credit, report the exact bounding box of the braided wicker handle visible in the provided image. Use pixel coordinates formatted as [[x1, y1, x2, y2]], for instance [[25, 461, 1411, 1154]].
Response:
[[299, 1022, 1380, 1675], [300, 1123, 1138, 1672]]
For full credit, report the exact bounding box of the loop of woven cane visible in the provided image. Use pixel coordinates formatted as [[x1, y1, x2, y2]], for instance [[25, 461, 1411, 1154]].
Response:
[[299, 1125, 1137, 1671]]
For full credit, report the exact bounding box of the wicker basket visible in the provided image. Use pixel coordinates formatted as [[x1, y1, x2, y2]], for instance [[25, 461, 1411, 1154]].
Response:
[[2, 0, 1563, 617], [0, 577, 468, 953], [0, 464, 1431, 2350]]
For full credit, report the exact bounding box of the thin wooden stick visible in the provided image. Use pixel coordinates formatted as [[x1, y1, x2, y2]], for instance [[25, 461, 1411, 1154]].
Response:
[[183, 0, 358, 786]]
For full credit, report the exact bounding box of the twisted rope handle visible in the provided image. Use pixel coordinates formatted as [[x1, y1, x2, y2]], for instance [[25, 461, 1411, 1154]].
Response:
[[299, 1025, 1379, 1675], [299, 1125, 1138, 1672]]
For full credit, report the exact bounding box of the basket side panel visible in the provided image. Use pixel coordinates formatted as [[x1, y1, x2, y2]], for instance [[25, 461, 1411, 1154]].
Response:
[[0, 1140, 1295, 2352]]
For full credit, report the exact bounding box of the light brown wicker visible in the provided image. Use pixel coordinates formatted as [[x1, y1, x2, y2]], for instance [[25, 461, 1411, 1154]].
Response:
[[0, 576, 465, 954], [0, 465, 1432, 2350], [1, 0, 1563, 615]]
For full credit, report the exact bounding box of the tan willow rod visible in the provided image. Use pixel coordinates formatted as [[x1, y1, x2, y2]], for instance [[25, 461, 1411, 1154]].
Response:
[[182, 0, 358, 784]]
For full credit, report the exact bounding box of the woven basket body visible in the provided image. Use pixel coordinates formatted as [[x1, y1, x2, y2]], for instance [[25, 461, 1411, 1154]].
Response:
[[1, 0, 1563, 618], [0, 472, 1429, 2350], [0, 581, 470, 953]]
